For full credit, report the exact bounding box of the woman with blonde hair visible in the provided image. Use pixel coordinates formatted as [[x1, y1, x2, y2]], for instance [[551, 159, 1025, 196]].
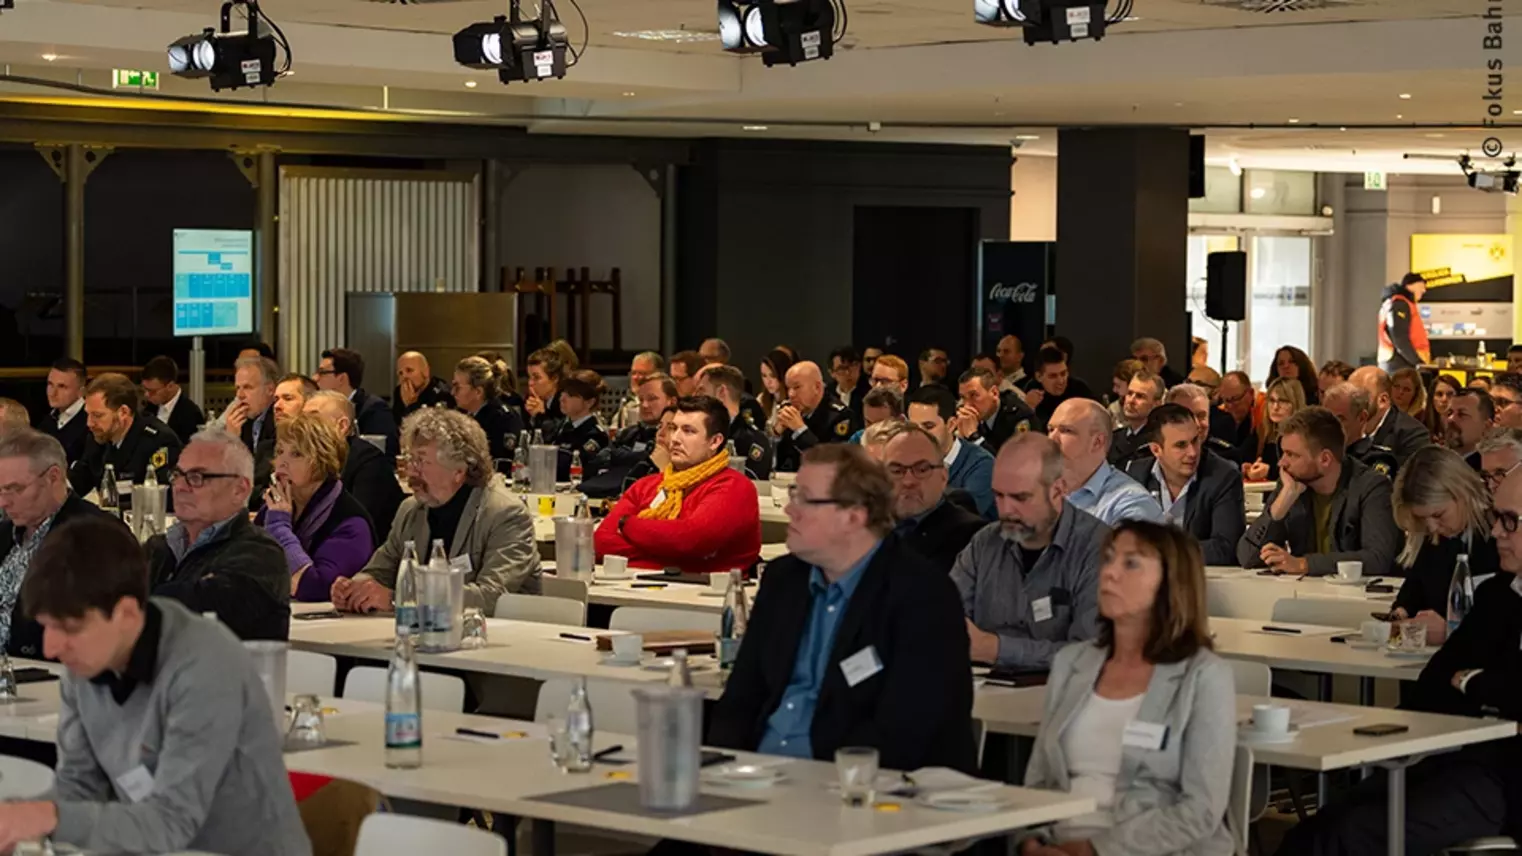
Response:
[[1244, 377, 1306, 481], [453, 355, 525, 467], [256, 412, 376, 601], [474, 349, 524, 415], [1388, 445, 1499, 646]]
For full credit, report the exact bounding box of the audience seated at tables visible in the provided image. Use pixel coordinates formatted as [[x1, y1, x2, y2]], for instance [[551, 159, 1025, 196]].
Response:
[[334, 408, 541, 612], [1237, 407, 1400, 576], [452, 355, 525, 466], [254, 413, 376, 603], [847, 385, 903, 444], [392, 350, 452, 424], [1479, 428, 1522, 495], [709, 443, 975, 773], [1108, 369, 1163, 467], [226, 356, 281, 511], [66, 373, 183, 499], [772, 361, 861, 473], [698, 364, 773, 479], [1491, 374, 1522, 430], [1350, 366, 1435, 464], [956, 367, 1035, 456], [908, 385, 996, 518], [1021, 520, 1235, 856], [1049, 398, 1163, 526], [951, 433, 1108, 670], [523, 347, 568, 436], [316, 348, 398, 457], [882, 422, 988, 574], [829, 346, 871, 417], [868, 354, 911, 397], [1444, 388, 1493, 471], [272, 373, 317, 424], [595, 396, 761, 575], [1244, 377, 1307, 482], [140, 355, 205, 446], [1269, 345, 1321, 406], [584, 373, 677, 498], [1276, 465, 1522, 856], [548, 370, 610, 481], [1211, 370, 1260, 466], [0, 430, 122, 659], [144, 429, 290, 641], [304, 391, 405, 544], [1124, 405, 1246, 566], [0, 516, 311, 856], [611, 351, 665, 433], [36, 358, 91, 466], [1321, 382, 1399, 478]]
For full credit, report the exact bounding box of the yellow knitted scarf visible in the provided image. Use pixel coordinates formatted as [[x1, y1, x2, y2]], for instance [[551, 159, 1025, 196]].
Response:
[[637, 451, 731, 521]]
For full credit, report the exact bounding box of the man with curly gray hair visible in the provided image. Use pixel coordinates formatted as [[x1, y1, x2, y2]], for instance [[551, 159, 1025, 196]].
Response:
[[333, 408, 541, 614]]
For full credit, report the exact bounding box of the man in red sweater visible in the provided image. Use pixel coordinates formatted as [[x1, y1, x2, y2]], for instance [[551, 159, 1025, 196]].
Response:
[[595, 396, 761, 575]]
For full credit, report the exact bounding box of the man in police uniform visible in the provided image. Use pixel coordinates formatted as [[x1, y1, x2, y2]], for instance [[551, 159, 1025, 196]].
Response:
[[954, 367, 1033, 455], [582, 373, 677, 498], [67, 373, 182, 497], [771, 361, 859, 473], [1323, 382, 1399, 479], [548, 370, 610, 481], [699, 364, 773, 479]]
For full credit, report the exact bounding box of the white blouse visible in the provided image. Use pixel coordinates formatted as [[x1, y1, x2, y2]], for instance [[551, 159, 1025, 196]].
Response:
[[1055, 690, 1146, 838]]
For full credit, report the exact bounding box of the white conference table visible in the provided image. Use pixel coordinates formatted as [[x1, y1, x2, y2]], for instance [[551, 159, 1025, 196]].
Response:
[[1208, 618, 1428, 685], [974, 685, 1517, 856], [1206, 566, 1402, 621]]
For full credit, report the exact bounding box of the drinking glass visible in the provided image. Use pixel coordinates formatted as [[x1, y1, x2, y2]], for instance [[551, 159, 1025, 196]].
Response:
[[1399, 620, 1428, 652], [0, 655, 18, 703], [835, 746, 879, 807], [285, 694, 326, 749], [546, 716, 572, 771], [460, 608, 488, 650]]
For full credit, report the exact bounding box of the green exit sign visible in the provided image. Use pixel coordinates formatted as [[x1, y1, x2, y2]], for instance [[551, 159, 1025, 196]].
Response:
[[112, 69, 159, 90]]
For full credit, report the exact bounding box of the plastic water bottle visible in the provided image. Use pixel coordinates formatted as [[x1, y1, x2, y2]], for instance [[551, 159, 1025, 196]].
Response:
[[719, 569, 749, 670], [421, 539, 450, 650], [99, 464, 120, 518], [511, 444, 529, 491], [532, 428, 544, 446], [384, 626, 422, 769], [142, 460, 158, 486], [570, 451, 583, 489], [564, 678, 594, 772], [394, 541, 420, 637], [667, 648, 693, 688], [1447, 553, 1475, 636]]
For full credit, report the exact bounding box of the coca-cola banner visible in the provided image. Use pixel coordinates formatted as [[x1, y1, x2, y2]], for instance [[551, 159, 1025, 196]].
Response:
[[978, 241, 1053, 365]]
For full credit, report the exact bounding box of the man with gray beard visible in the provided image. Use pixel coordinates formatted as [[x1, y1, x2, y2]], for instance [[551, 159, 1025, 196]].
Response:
[[948, 432, 1108, 669]]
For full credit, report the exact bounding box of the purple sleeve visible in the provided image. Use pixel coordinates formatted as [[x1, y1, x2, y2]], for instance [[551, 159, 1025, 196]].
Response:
[[261, 512, 312, 576], [294, 517, 377, 602]]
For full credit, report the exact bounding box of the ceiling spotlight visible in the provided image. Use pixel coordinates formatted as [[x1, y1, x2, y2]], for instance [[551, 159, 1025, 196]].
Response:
[[41, 53, 59, 62], [1398, 93, 1412, 99], [167, 0, 287, 91], [1287, 117, 1300, 124], [464, 80, 478, 88], [453, 0, 569, 84], [719, 0, 836, 66], [974, 0, 1041, 25], [718, 0, 768, 52], [742, 124, 769, 131], [975, 0, 1117, 44]]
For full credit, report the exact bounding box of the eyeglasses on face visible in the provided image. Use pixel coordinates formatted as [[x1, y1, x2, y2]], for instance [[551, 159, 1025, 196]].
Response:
[[1483, 461, 1522, 490], [168, 468, 239, 488], [1492, 508, 1521, 535], [0, 465, 56, 499], [786, 484, 849, 507], [885, 461, 945, 480]]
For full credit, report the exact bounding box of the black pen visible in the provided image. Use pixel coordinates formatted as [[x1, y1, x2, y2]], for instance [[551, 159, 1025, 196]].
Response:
[[456, 727, 501, 740], [559, 632, 593, 642], [630, 583, 667, 589], [1261, 625, 1302, 635], [592, 744, 625, 760]]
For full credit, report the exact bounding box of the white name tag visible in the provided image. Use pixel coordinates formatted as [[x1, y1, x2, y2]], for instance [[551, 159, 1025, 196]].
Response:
[[1122, 720, 1168, 751], [840, 645, 884, 687], [116, 765, 155, 803], [648, 489, 667, 510], [633, 442, 648, 452], [449, 555, 473, 575], [1031, 596, 1054, 623]]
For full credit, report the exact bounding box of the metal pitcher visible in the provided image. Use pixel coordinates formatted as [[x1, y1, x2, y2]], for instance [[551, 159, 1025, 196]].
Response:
[[632, 686, 705, 812], [554, 516, 596, 582]]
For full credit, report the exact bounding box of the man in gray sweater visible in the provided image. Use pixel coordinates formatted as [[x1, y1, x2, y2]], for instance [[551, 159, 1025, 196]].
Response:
[[0, 514, 309, 855]]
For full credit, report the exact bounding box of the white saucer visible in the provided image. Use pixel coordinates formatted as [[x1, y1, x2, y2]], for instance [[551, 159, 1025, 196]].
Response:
[[1238, 724, 1299, 744], [1346, 639, 1386, 650], [915, 791, 1009, 812], [598, 655, 642, 668], [703, 763, 787, 788], [1325, 578, 1367, 586], [1385, 648, 1433, 660]]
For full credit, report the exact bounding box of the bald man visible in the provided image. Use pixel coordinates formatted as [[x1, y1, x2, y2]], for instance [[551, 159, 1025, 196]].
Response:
[[771, 361, 860, 472], [1349, 365, 1432, 464], [391, 350, 452, 424], [1048, 398, 1163, 526]]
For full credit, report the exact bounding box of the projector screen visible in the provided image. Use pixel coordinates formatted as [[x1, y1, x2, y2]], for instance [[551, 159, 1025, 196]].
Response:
[[172, 229, 255, 337]]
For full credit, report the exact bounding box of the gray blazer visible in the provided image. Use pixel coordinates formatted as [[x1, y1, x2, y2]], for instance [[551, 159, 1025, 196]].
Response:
[[1235, 456, 1399, 577], [1024, 642, 1236, 856], [357, 478, 542, 609]]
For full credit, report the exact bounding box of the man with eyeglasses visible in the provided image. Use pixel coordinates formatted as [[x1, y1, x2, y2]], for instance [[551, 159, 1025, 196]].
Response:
[[709, 442, 976, 773], [1488, 374, 1522, 430], [1210, 371, 1260, 465], [0, 430, 122, 659], [316, 348, 398, 457], [1130, 337, 1185, 389], [882, 423, 987, 574], [611, 351, 665, 433], [917, 348, 950, 390], [1350, 365, 1434, 463], [1446, 388, 1495, 471], [951, 433, 1107, 670], [1478, 429, 1522, 495], [142, 429, 290, 641], [1278, 462, 1522, 855], [829, 347, 870, 418], [869, 355, 911, 396]]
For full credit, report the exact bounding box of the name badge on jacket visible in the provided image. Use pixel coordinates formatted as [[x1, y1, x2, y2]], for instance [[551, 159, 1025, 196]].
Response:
[[1031, 596, 1054, 623], [1122, 720, 1168, 751], [116, 765, 155, 803], [840, 646, 884, 687]]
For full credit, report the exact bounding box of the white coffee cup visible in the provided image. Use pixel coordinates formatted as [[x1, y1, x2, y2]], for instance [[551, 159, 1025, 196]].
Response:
[[602, 555, 630, 579], [1251, 703, 1291, 735], [1361, 620, 1392, 646], [611, 633, 644, 663], [1336, 560, 1363, 582], [709, 573, 733, 594]]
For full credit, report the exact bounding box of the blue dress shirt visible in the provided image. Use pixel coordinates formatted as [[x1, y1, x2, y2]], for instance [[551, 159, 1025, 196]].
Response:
[[1066, 461, 1164, 526], [758, 541, 882, 759]]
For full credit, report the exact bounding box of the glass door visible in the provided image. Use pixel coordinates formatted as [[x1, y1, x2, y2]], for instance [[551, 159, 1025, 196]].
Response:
[[1247, 235, 1313, 383]]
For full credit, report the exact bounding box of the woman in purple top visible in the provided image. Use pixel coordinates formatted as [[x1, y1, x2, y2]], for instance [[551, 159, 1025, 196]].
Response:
[[254, 412, 377, 601]]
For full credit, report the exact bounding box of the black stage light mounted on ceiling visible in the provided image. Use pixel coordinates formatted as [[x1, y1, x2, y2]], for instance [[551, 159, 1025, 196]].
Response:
[[718, 0, 841, 67], [167, 0, 290, 91], [717, 0, 770, 53], [974, 0, 1126, 44], [454, 0, 571, 85]]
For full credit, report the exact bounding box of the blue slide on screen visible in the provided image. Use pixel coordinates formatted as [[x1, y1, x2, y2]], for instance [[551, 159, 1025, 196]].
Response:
[[172, 229, 254, 337]]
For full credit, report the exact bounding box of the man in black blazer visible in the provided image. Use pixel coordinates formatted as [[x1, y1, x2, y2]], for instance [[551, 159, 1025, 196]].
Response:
[[1351, 366, 1433, 464], [318, 347, 400, 457], [35, 358, 90, 466], [140, 355, 205, 446], [228, 356, 280, 511], [1125, 405, 1245, 566], [709, 443, 976, 774], [828, 346, 872, 419], [882, 423, 988, 574], [304, 391, 404, 543]]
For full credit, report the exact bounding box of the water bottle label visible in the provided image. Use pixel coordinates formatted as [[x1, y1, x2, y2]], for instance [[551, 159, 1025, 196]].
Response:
[[395, 606, 419, 634], [385, 713, 422, 748], [421, 605, 453, 634], [718, 636, 742, 668]]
